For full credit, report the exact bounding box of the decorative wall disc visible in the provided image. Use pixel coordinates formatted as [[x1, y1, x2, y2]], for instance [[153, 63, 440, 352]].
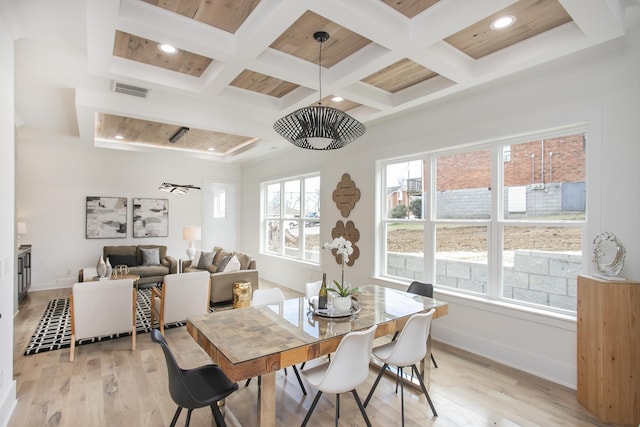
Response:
[[332, 173, 360, 217], [331, 220, 360, 266]]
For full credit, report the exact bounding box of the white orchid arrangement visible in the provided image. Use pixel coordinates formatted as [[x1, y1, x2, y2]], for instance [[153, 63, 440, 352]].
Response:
[[323, 236, 358, 297]]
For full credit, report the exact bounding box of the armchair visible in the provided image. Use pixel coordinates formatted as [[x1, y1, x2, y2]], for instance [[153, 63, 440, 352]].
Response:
[[69, 278, 137, 361], [151, 271, 211, 335]]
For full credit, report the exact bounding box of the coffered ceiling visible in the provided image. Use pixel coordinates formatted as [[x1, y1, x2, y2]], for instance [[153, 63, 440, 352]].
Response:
[[11, 0, 633, 162]]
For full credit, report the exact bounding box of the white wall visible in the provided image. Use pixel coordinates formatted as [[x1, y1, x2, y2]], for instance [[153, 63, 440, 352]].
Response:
[[241, 33, 640, 388], [0, 10, 17, 427], [15, 132, 242, 291]]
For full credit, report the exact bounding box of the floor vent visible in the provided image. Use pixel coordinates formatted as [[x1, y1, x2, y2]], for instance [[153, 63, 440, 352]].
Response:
[[112, 81, 150, 98]]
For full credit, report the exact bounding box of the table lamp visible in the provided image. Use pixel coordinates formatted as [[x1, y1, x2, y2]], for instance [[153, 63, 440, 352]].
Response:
[[182, 226, 201, 259]]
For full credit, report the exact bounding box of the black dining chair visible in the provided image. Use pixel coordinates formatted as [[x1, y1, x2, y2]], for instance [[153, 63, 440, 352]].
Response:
[[151, 329, 239, 427], [406, 281, 439, 368]]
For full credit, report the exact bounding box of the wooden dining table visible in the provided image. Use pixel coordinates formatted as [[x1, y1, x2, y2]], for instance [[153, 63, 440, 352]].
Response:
[[186, 284, 448, 427]]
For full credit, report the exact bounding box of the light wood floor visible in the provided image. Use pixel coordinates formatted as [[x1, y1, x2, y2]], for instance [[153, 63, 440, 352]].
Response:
[[10, 281, 615, 427]]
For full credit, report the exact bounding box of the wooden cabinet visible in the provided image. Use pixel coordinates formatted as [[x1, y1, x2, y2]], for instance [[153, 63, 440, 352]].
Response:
[[577, 275, 640, 426], [17, 246, 31, 301]]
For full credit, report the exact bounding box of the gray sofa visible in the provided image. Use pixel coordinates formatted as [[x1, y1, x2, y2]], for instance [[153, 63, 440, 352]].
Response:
[[79, 245, 177, 288], [181, 246, 258, 304]]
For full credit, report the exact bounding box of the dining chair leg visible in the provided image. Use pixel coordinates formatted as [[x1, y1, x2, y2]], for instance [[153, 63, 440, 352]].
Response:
[[301, 391, 323, 427], [335, 393, 340, 426], [363, 363, 388, 407], [396, 366, 402, 393], [352, 389, 372, 427], [431, 353, 439, 368], [412, 364, 438, 417], [400, 368, 405, 427], [210, 403, 227, 427], [291, 365, 307, 395], [169, 406, 182, 427], [184, 408, 193, 427]]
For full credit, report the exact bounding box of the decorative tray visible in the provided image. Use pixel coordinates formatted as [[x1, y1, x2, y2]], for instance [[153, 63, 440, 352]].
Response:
[[308, 297, 361, 318]]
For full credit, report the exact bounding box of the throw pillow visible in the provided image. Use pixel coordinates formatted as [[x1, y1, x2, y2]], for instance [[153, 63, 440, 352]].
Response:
[[198, 251, 216, 269], [109, 254, 137, 267], [215, 255, 232, 272], [235, 252, 251, 270], [141, 247, 160, 266], [223, 254, 241, 272], [191, 250, 202, 267]]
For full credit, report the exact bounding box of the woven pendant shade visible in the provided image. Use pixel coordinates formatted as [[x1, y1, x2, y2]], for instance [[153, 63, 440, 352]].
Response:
[[274, 31, 366, 150], [273, 104, 366, 150]]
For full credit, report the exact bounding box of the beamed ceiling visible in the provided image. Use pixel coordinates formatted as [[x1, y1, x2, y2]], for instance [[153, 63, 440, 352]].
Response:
[[11, 0, 632, 162]]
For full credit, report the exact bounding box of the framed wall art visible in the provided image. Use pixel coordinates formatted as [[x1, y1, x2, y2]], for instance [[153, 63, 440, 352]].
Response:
[[133, 198, 169, 237], [85, 196, 127, 239]]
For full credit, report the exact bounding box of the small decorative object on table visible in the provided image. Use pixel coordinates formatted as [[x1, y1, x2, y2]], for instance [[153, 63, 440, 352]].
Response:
[[96, 255, 107, 278], [323, 236, 360, 312], [105, 257, 112, 278], [592, 231, 626, 279]]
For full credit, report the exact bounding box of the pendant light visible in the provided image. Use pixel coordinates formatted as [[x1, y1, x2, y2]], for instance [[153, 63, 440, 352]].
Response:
[[273, 31, 366, 150]]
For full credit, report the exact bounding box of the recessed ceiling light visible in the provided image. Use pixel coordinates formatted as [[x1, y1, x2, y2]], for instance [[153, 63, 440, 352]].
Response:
[[491, 15, 516, 30], [331, 96, 344, 102], [207, 147, 216, 152], [158, 43, 178, 54], [115, 135, 124, 140]]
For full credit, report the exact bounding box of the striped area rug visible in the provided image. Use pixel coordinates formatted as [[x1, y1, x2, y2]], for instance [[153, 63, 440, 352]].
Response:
[[24, 288, 214, 356]]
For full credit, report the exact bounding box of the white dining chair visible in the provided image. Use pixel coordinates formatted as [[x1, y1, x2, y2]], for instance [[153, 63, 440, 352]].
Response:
[[247, 287, 306, 395], [305, 280, 322, 298], [364, 310, 437, 426], [301, 325, 377, 427], [251, 287, 286, 306]]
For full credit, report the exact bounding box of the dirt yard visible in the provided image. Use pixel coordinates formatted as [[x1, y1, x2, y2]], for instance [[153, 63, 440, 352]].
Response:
[[387, 225, 582, 253]]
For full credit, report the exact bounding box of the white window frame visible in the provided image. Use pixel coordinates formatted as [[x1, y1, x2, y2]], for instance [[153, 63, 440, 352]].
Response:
[[260, 173, 321, 264], [378, 125, 587, 315]]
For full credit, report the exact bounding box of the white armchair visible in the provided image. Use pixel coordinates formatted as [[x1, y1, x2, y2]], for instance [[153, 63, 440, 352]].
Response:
[[69, 278, 137, 362], [151, 271, 210, 335]]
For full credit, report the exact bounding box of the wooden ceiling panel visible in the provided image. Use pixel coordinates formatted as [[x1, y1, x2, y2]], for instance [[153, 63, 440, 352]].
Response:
[[363, 58, 438, 93], [141, 0, 261, 34], [96, 113, 256, 155], [318, 96, 361, 111], [270, 11, 371, 67], [444, 0, 572, 60], [113, 31, 213, 76], [230, 70, 299, 98], [381, 0, 440, 19]]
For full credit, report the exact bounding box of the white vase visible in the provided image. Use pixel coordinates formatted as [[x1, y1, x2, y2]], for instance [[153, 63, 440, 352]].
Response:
[[96, 255, 107, 278], [105, 257, 112, 278], [333, 296, 352, 313]]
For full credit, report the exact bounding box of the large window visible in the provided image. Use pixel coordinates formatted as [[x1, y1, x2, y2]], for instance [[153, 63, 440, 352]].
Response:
[[381, 129, 586, 314], [263, 174, 321, 263]]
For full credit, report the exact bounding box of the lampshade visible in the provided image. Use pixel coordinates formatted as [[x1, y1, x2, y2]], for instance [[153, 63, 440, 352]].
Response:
[[182, 226, 202, 241], [274, 31, 365, 150], [273, 105, 366, 150], [17, 222, 27, 235]]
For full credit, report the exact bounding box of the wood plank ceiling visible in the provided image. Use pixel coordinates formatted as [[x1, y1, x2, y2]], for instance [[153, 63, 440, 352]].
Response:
[[99, 0, 578, 157]]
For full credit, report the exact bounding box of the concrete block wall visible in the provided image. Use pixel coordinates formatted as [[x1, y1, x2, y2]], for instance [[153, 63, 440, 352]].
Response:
[[388, 249, 581, 311]]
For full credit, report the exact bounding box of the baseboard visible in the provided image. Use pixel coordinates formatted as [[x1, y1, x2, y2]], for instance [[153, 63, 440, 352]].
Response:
[[433, 325, 576, 389], [29, 276, 75, 292], [0, 379, 16, 427]]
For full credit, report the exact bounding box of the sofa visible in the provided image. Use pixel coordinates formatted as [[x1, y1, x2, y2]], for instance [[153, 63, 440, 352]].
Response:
[[181, 246, 258, 304], [79, 245, 177, 289]]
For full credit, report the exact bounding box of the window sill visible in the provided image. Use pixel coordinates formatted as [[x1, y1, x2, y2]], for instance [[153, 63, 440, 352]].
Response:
[[371, 276, 576, 331]]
